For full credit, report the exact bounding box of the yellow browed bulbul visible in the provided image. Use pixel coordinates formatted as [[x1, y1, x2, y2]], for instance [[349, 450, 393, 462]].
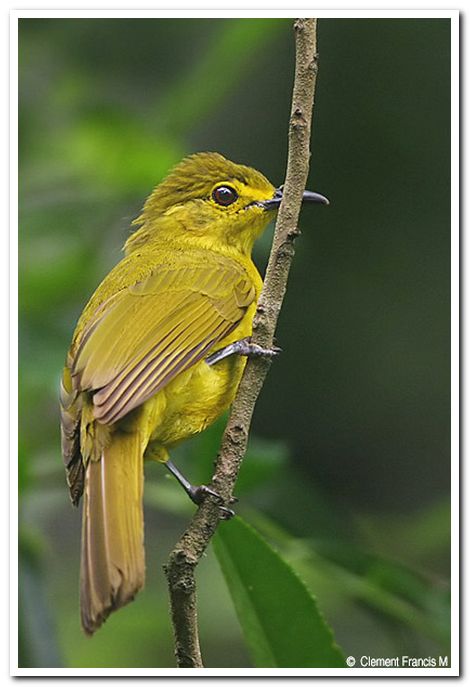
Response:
[[60, 152, 328, 635]]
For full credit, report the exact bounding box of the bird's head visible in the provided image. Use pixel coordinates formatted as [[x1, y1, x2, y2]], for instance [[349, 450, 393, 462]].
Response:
[[127, 152, 328, 256]]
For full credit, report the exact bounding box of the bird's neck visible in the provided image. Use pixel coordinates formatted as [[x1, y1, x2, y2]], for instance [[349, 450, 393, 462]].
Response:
[[125, 213, 269, 263]]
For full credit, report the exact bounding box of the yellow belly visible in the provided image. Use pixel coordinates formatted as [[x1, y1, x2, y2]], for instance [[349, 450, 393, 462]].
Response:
[[137, 334, 248, 463]]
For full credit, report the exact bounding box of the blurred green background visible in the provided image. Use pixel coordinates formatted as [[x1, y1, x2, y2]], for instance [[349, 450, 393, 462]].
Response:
[[18, 18, 451, 668]]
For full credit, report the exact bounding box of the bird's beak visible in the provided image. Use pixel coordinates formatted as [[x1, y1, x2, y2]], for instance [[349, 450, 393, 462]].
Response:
[[260, 185, 329, 210]]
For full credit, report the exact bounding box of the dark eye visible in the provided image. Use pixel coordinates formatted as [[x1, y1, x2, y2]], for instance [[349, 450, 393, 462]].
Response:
[[212, 185, 238, 206]]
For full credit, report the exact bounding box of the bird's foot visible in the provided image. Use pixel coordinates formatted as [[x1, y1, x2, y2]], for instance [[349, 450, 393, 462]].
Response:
[[206, 337, 282, 366], [188, 484, 236, 519], [164, 461, 236, 519], [242, 340, 282, 359]]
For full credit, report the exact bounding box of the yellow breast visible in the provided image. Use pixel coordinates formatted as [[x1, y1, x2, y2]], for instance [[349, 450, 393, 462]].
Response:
[[139, 305, 254, 463]]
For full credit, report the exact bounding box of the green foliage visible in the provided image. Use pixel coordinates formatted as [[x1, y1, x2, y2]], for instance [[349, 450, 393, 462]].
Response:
[[245, 509, 451, 653], [213, 517, 345, 668]]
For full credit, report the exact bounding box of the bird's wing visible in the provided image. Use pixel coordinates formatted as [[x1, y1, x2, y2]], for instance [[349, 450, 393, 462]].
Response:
[[70, 260, 256, 425]]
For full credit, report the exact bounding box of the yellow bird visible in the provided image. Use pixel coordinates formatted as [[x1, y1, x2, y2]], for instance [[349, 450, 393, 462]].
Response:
[[60, 152, 328, 634]]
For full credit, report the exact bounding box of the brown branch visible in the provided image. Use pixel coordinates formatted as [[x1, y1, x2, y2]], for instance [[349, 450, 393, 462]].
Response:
[[164, 18, 319, 668]]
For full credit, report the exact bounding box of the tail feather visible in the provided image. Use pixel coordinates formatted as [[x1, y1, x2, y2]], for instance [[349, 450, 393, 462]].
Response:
[[80, 432, 145, 635]]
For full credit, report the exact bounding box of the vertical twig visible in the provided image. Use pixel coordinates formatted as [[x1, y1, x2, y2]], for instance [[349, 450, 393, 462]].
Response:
[[164, 18, 319, 668]]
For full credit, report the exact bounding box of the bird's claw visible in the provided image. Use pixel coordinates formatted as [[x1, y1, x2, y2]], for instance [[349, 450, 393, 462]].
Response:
[[188, 485, 237, 519], [205, 337, 281, 367], [188, 484, 224, 506], [245, 340, 282, 359], [219, 506, 235, 520]]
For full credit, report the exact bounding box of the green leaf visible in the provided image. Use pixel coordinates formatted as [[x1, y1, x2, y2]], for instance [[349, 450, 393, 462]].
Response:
[[213, 516, 345, 668], [246, 508, 451, 651]]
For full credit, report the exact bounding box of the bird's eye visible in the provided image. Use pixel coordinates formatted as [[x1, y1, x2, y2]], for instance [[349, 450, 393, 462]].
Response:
[[212, 185, 238, 206]]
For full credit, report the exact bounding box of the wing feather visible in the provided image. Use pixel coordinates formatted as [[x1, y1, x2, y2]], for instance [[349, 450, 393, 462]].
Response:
[[95, 309, 233, 425], [94, 302, 224, 423], [71, 260, 256, 425], [92, 295, 212, 407]]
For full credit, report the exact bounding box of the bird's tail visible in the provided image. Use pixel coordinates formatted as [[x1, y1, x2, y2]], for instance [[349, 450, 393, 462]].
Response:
[[80, 431, 145, 635]]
